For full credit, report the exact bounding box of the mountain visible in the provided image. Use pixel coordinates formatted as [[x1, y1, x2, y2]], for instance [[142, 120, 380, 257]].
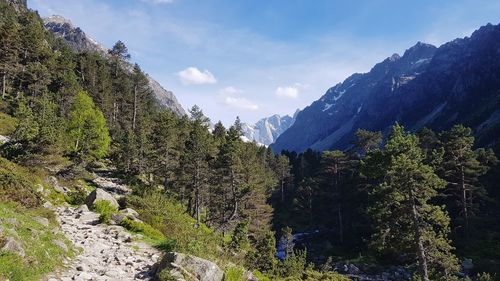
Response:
[[43, 15, 186, 116], [241, 110, 299, 146], [272, 23, 500, 153]]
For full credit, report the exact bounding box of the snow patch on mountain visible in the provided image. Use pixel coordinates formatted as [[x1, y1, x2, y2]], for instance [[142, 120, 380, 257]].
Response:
[[242, 111, 299, 146]]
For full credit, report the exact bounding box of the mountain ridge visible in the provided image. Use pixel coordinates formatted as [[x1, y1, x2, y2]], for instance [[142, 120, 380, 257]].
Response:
[[241, 110, 299, 146], [43, 15, 186, 117], [271, 23, 500, 153]]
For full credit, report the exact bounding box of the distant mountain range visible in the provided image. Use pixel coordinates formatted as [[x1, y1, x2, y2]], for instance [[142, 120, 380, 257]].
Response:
[[271, 23, 500, 153], [241, 110, 299, 146], [43, 15, 186, 117]]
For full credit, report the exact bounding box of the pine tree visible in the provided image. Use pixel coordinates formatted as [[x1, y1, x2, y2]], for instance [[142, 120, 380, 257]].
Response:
[[440, 125, 498, 240], [369, 124, 458, 280], [181, 105, 212, 224], [354, 129, 382, 155], [319, 150, 349, 244], [0, 6, 21, 99]]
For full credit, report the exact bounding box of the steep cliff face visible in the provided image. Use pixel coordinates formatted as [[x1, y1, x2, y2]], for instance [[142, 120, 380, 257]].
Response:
[[272, 23, 500, 153], [242, 111, 298, 146], [43, 15, 186, 116]]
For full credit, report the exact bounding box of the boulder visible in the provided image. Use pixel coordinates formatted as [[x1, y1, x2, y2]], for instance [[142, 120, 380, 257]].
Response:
[[0, 135, 9, 144], [34, 216, 49, 227], [156, 252, 224, 281], [1, 236, 25, 257], [76, 204, 89, 213], [53, 239, 68, 252], [85, 188, 119, 209], [111, 208, 141, 225]]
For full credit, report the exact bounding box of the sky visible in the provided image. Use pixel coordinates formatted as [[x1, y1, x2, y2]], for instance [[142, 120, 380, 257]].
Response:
[[29, 0, 500, 125]]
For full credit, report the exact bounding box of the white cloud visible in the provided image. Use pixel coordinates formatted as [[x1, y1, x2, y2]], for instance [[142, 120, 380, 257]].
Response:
[[217, 87, 259, 111], [140, 0, 173, 4], [177, 67, 217, 85], [276, 85, 299, 99]]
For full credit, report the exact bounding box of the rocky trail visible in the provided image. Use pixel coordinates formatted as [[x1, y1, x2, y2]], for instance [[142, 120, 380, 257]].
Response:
[[45, 173, 162, 281]]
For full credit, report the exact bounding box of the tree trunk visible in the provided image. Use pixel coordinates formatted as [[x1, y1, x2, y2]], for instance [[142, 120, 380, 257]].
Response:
[[460, 165, 469, 240], [229, 169, 238, 220], [338, 203, 344, 244], [132, 85, 137, 130], [410, 191, 429, 281], [195, 164, 201, 225], [280, 175, 285, 204], [2, 73, 5, 99]]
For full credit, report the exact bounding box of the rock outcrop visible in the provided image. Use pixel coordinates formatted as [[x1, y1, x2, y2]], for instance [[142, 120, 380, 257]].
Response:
[[241, 111, 299, 146], [1, 236, 25, 257], [85, 188, 119, 209], [156, 252, 224, 281]]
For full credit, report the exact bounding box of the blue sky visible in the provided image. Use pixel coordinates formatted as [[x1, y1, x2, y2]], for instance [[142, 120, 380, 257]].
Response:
[[30, 0, 500, 125]]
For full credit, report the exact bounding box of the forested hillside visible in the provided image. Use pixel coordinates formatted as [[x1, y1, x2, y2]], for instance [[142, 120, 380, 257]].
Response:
[[0, 1, 499, 281]]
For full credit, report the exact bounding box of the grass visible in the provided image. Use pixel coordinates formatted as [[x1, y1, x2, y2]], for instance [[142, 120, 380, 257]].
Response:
[[224, 266, 245, 281], [0, 202, 74, 281], [120, 218, 165, 242], [0, 112, 17, 135], [125, 191, 225, 262], [0, 156, 42, 208]]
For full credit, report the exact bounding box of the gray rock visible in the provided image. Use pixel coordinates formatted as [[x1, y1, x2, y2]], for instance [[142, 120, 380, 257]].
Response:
[[1, 236, 25, 257], [0, 135, 9, 144], [156, 252, 224, 281], [43, 201, 53, 209], [34, 216, 50, 227], [53, 239, 68, 252], [85, 188, 119, 209], [6, 218, 17, 225], [49, 176, 69, 194], [76, 204, 89, 213]]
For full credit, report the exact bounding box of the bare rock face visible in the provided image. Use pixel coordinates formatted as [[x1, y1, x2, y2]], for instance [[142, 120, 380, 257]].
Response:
[[156, 252, 224, 281], [1, 236, 25, 257], [85, 188, 119, 209]]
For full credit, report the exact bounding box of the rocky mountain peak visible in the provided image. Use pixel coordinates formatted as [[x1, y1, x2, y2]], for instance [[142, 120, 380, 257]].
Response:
[[242, 112, 298, 146]]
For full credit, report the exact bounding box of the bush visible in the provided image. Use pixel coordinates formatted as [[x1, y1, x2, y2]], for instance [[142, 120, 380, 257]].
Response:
[[0, 112, 17, 135], [224, 266, 245, 281], [0, 157, 41, 208], [157, 268, 177, 281], [124, 192, 224, 261], [67, 189, 87, 205], [93, 200, 117, 223], [120, 218, 165, 241]]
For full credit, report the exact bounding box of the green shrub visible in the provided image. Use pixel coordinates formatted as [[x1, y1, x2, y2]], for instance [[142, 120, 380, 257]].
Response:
[[476, 273, 496, 281], [124, 192, 224, 261], [157, 268, 177, 281], [224, 266, 245, 281], [0, 112, 17, 135], [0, 157, 41, 208], [93, 200, 117, 223], [252, 271, 271, 281], [156, 239, 178, 252], [120, 218, 165, 241], [67, 189, 87, 205]]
